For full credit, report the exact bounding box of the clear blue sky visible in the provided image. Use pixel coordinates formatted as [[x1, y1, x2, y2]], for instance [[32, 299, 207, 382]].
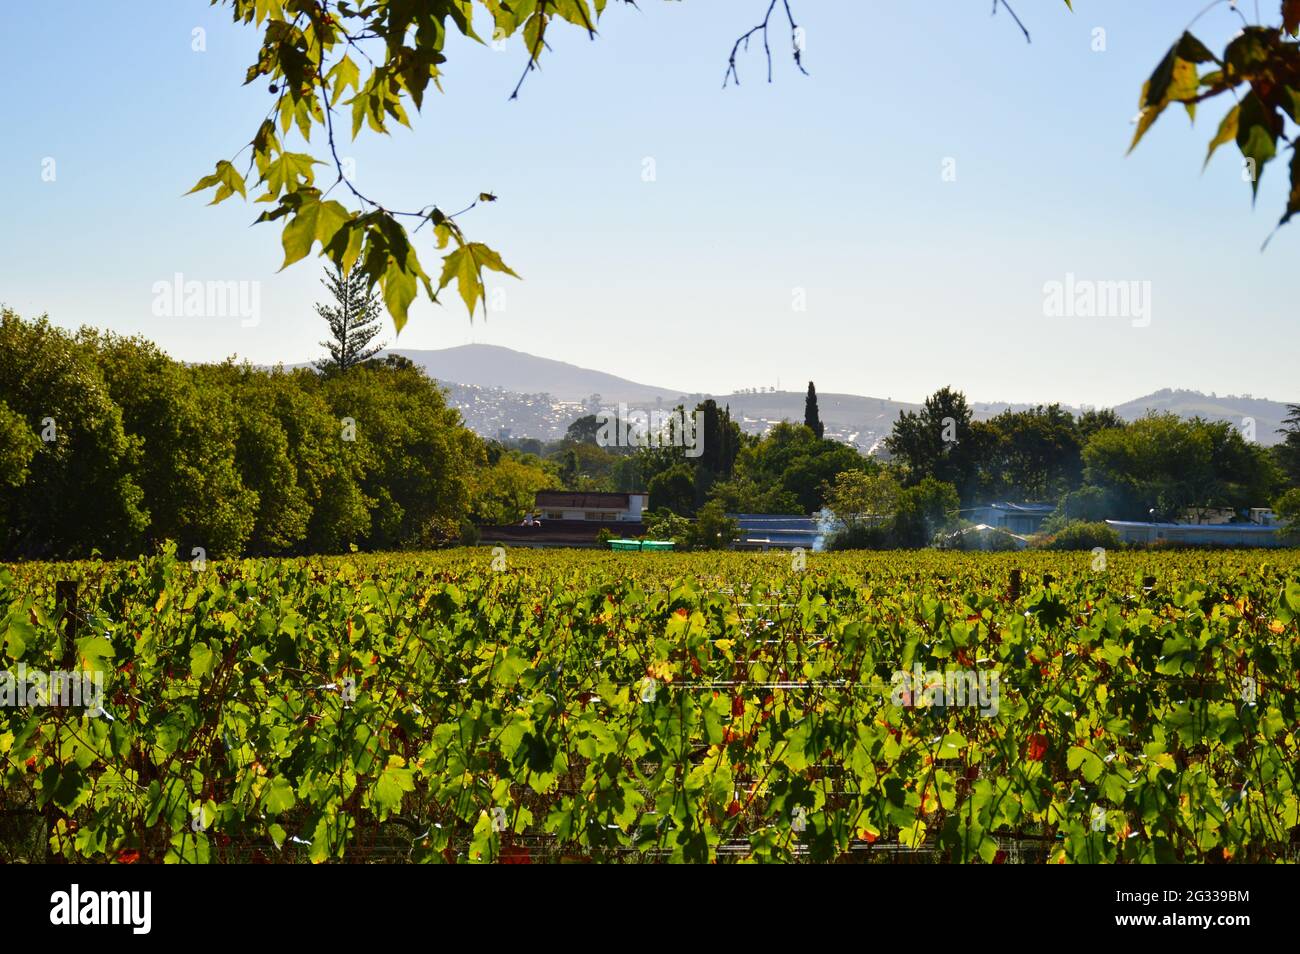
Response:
[[1, 0, 1295, 407]]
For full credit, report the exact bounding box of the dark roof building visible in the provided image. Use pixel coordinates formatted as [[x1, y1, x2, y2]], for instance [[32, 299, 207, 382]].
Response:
[[479, 519, 646, 548], [533, 491, 648, 522]]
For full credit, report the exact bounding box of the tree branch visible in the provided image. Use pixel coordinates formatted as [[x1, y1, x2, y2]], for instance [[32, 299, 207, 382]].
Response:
[[992, 0, 1031, 44], [723, 0, 808, 89]]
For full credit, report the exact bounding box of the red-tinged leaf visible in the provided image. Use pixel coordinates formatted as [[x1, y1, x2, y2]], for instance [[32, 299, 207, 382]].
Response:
[[1225, 27, 1274, 79]]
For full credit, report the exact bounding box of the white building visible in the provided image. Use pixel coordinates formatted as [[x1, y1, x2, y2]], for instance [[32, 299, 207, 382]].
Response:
[[534, 491, 648, 522], [1104, 520, 1286, 547], [969, 502, 1056, 536]]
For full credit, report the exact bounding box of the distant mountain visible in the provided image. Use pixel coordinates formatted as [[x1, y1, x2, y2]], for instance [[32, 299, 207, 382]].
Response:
[[1111, 389, 1291, 444], [713, 390, 1293, 448], [387, 344, 678, 405], [386, 345, 1293, 448]]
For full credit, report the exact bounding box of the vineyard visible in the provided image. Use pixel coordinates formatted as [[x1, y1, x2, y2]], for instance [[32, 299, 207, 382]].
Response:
[[1, 547, 1298, 863]]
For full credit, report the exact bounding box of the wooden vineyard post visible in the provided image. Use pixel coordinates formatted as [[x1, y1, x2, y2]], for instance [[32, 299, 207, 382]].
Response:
[[55, 580, 78, 668], [1009, 569, 1021, 601]]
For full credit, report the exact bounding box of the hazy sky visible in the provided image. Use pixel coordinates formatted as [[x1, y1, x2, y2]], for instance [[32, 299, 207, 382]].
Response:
[[2, 1, 1296, 407]]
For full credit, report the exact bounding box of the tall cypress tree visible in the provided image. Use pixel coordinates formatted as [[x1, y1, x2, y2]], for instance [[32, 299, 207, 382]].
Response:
[[804, 381, 824, 439], [315, 264, 386, 373]]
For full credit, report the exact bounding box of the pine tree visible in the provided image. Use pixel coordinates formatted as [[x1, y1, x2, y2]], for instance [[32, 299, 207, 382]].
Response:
[[315, 265, 386, 373], [804, 381, 824, 439], [559, 449, 579, 489]]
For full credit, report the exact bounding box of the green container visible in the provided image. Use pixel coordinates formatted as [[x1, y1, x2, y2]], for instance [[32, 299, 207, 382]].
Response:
[[607, 539, 675, 551]]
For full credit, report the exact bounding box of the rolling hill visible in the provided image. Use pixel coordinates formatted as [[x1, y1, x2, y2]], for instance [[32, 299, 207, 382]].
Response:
[[388, 345, 1294, 447], [387, 344, 677, 404]]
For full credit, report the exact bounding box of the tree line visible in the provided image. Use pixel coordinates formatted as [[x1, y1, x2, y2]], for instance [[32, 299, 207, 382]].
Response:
[[4, 302, 1297, 559], [0, 307, 492, 560], [885, 387, 1291, 521], [550, 383, 1300, 548]]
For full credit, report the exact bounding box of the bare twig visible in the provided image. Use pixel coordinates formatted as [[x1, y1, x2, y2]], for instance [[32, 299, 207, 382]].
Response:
[[511, 0, 553, 101], [992, 0, 1032, 44], [724, 0, 809, 89]]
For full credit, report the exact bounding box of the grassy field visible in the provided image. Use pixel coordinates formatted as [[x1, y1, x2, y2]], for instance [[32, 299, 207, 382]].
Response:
[[1, 547, 1297, 863]]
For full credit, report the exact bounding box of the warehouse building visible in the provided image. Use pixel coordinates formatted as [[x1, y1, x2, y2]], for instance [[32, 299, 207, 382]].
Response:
[[1104, 520, 1286, 547]]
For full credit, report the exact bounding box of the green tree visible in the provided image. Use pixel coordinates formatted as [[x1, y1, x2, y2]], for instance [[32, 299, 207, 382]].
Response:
[[92, 332, 258, 556], [1039, 521, 1121, 551], [0, 309, 497, 558], [893, 477, 960, 547], [824, 470, 899, 533], [712, 420, 866, 515], [1082, 413, 1277, 521], [1046, 485, 1122, 531], [1077, 407, 1125, 443], [1275, 487, 1300, 539], [558, 449, 579, 489], [207, 363, 364, 553], [779, 441, 865, 514], [804, 381, 824, 439], [706, 475, 800, 515], [979, 404, 1082, 501], [552, 441, 623, 491], [565, 414, 603, 446], [1201, 418, 1282, 518], [315, 264, 386, 373], [0, 400, 39, 490], [686, 500, 739, 550], [0, 400, 40, 539], [0, 311, 146, 558], [1275, 404, 1300, 486], [321, 360, 481, 548], [642, 508, 692, 545], [470, 453, 553, 525], [690, 399, 742, 504], [696, 400, 741, 478], [885, 387, 982, 502], [648, 463, 696, 516]]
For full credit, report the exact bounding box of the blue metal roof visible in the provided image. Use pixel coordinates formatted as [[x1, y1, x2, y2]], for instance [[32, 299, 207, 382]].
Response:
[[728, 513, 830, 550], [1105, 520, 1278, 532], [987, 502, 1056, 513]]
